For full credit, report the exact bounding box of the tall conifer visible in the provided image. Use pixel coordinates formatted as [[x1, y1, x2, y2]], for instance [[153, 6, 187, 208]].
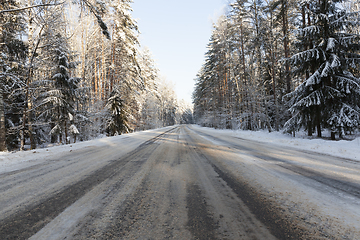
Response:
[[284, 0, 360, 138]]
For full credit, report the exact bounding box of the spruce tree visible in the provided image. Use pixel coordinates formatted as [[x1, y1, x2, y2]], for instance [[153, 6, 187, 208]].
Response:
[[105, 87, 131, 136], [284, 0, 360, 138], [0, 0, 27, 151], [38, 34, 80, 144]]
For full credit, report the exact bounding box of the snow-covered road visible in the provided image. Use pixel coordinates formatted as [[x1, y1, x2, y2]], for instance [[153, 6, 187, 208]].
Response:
[[190, 125, 360, 239], [0, 125, 359, 239]]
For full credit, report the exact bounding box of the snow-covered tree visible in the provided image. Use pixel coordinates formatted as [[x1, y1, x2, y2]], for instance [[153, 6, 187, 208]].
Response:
[[193, 16, 232, 129], [137, 48, 162, 129], [51, 49, 79, 143], [284, 0, 360, 138], [0, 0, 27, 151], [0, 0, 182, 151], [39, 47, 80, 144], [178, 100, 194, 124], [36, 14, 80, 144], [194, 9, 270, 130], [105, 87, 131, 135]]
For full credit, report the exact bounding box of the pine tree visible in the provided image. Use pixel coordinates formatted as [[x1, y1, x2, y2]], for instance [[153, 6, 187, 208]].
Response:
[[193, 3, 273, 130], [108, 0, 142, 131], [284, 0, 360, 138], [193, 33, 220, 128]]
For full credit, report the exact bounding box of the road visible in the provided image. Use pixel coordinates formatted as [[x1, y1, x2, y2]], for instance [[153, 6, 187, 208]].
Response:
[[0, 125, 359, 239]]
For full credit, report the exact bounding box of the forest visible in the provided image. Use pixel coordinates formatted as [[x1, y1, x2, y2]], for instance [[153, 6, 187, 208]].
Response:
[[193, 0, 360, 140], [0, 0, 193, 152], [2, 0, 360, 152]]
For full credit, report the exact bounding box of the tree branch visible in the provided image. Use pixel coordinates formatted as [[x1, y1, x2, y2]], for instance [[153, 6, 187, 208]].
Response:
[[0, 2, 65, 14]]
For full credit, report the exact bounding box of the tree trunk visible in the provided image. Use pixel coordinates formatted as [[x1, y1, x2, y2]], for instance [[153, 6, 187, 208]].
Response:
[[50, 122, 56, 143], [0, 92, 7, 151], [22, 67, 36, 150], [270, 8, 279, 131], [307, 113, 312, 136], [102, 37, 106, 100], [22, 1, 38, 150], [94, 51, 98, 101], [331, 132, 336, 140], [316, 106, 322, 138], [65, 120, 68, 144], [272, 52, 279, 131], [317, 122, 322, 138], [282, 0, 291, 93], [28, 102, 36, 149], [240, 19, 247, 120], [20, 99, 27, 150], [110, 39, 115, 93]]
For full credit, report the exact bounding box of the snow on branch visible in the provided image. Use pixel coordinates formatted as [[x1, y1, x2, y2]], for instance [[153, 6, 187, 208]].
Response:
[[328, 103, 360, 130], [292, 89, 323, 108], [81, 0, 111, 39], [330, 54, 341, 69], [0, 2, 65, 14], [50, 124, 61, 136], [69, 124, 80, 135], [283, 111, 302, 133], [290, 49, 323, 66], [306, 67, 322, 86], [323, 86, 342, 100], [296, 25, 322, 37], [326, 38, 337, 52], [321, 61, 331, 78], [335, 74, 360, 94]]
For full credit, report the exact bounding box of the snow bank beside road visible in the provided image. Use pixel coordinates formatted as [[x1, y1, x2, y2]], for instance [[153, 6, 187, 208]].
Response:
[[0, 136, 115, 174], [0, 126, 175, 174], [2, 124, 359, 174], [192, 125, 360, 161]]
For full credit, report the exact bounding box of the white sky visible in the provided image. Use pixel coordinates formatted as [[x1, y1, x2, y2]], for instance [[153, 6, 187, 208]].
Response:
[[131, 0, 228, 105]]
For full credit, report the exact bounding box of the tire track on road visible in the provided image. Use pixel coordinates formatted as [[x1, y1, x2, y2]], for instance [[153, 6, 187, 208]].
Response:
[[0, 127, 176, 240], [186, 183, 217, 240], [281, 164, 360, 198], [186, 126, 306, 239], [190, 127, 360, 200]]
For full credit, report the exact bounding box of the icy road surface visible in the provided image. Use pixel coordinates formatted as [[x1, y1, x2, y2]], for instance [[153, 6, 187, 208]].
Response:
[[0, 125, 359, 239]]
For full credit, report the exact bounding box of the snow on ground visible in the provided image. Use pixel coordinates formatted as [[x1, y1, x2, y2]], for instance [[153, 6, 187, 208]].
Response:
[[0, 126, 174, 174], [0, 136, 108, 174], [192, 125, 360, 161], [1, 125, 359, 175], [1, 125, 359, 238], [191, 125, 360, 238]]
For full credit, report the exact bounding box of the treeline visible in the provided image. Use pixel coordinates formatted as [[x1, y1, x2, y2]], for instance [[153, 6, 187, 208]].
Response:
[[0, 0, 191, 151], [193, 0, 360, 139]]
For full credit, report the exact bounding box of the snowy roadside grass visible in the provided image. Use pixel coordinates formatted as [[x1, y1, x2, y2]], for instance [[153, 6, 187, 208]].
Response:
[[192, 125, 360, 161], [0, 126, 175, 174]]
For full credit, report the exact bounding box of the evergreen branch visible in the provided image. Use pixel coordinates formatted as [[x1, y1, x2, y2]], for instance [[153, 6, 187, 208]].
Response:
[[80, 0, 110, 39]]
